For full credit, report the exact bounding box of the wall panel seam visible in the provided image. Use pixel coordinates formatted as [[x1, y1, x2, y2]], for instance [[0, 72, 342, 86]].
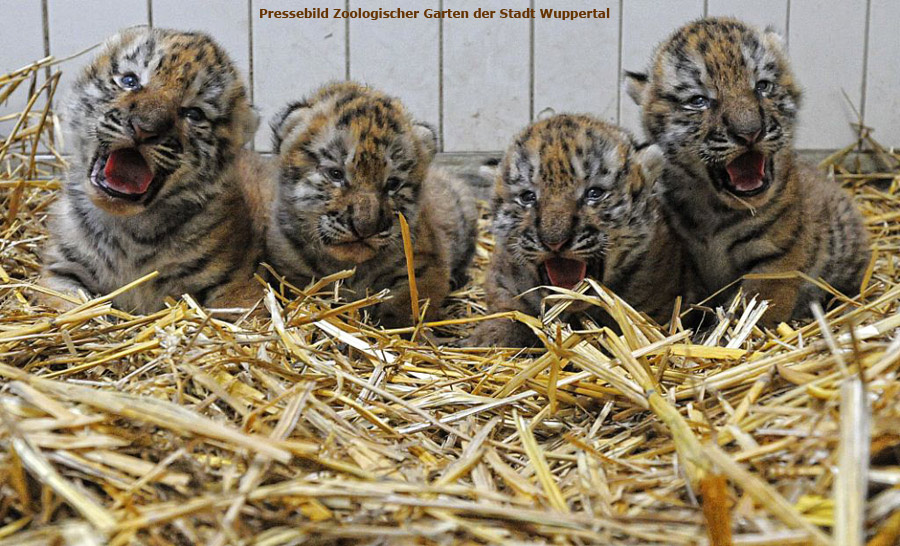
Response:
[[615, 0, 624, 125], [529, 0, 535, 121], [42, 0, 51, 56], [438, 0, 444, 152], [859, 0, 872, 124], [248, 0, 254, 104], [785, 0, 791, 49], [345, 0, 351, 80], [616, 0, 623, 125]]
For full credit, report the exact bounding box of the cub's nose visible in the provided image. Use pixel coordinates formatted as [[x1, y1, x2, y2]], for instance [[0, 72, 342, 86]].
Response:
[[538, 209, 574, 252], [725, 110, 763, 146], [349, 207, 391, 239], [541, 235, 570, 252], [130, 115, 173, 144], [732, 128, 761, 145]]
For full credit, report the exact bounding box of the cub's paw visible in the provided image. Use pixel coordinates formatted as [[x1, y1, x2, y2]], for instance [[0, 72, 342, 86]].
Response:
[[464, 318, 538, 348], [32, 278, 86, 313], [33, 291, 81, 313]]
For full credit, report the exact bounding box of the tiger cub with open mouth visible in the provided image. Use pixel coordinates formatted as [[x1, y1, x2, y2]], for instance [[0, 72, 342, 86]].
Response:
[[40, 27, 265, 314], [468, 114, 686, 347], [267, 82, 477, 328], [626, 17, 870, 324]]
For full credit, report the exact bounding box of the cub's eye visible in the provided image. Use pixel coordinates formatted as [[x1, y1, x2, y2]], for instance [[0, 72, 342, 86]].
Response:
[[385, 177, 404, 194], [755, 80, 774, 96], [685, 95, 711, 110], [517, 190, 537, 206], [585, 187, 606, 202], [118, 73, 141, 91], [322, 167, 345, 182], [182, 107, 206, 123]]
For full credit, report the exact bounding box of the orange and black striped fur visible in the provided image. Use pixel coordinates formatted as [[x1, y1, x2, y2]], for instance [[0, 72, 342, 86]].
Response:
[[626, 17, 869, 325], [267, 82, 477, 327], [39, 28, 264, 313], [468, 114, 686, 347]]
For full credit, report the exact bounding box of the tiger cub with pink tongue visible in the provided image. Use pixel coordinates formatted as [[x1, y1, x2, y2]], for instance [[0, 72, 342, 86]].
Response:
[[468, 114, 686, 347], [39, 28, 264, 313], [626, 17, 870, 324]]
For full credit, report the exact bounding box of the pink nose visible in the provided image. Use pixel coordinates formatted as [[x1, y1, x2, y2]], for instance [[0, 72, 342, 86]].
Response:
[[545, 240, 566, 252], [736, 129, 761, 145], [132, 125, 158, 142]]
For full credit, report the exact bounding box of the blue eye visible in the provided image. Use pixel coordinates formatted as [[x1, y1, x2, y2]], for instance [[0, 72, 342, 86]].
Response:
[[685, 95, 710, 110], [517, 190, 537, 206], [119, 73, 140, 90], [585, 187, 606, 202]]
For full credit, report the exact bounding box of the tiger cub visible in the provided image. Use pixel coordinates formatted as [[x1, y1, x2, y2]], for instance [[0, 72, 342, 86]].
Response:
[[267, 82, 477, 328], [39, 27, 265, 314], [626, 17, 869, 324], [468, 114, 686, 347]]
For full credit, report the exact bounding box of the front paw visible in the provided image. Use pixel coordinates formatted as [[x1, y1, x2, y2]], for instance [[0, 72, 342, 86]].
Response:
[[464, 318, 538, 348], [740, 278, 798, 327], [33, 289, 82, 313]]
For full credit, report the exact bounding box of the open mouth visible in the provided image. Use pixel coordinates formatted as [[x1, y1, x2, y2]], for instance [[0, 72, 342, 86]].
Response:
[[542, 257, 588, 290], [712, 151, 773, 198], [331, 240, 374, 252], [90, 148, 161, 203], [326, 240, 379, 263]]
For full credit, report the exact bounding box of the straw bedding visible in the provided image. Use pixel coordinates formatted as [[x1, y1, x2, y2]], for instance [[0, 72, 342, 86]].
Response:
[[1, 57, 899, 546]]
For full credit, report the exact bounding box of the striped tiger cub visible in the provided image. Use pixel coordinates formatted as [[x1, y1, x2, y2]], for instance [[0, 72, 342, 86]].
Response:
[[38, 27, 265, 314], [267, 82, 477, 327], [468, 114, 687, 347], [626, 17, 870, 324]]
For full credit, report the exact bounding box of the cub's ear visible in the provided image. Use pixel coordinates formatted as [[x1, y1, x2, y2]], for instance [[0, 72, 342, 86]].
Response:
[[762, 26, 787, 53], [536, 107, 556, 121], [479, 157, 501, 183], [114, 25, 151, 44], [630, 143, 665, 193], [412, 121, 438, 161], [270, 101, 313, 155], [624, 71, 649, 106]]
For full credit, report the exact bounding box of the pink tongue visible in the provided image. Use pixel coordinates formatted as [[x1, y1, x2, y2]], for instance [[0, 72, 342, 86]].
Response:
[[544, 258, 587, 290], [103, 149, 153, 194], [725, 151, 766, 192]]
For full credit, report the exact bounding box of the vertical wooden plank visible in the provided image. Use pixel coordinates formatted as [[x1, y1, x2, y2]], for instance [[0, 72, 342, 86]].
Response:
[[252, 2, 345, 150], [443, 1, 530, 152], [533, 1, 619, 122], [349, 0, 440, 127], [789, 0, 867, 150], [619, 0, 704, 137], [152, 0, 251, 82], [864, 0, 900, 146], [48, 0, 149, 98], [706, 0, 788, 33]]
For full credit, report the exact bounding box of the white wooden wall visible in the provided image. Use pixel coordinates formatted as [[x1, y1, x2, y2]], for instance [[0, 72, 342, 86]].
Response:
[[2, 0, 897, 152]]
